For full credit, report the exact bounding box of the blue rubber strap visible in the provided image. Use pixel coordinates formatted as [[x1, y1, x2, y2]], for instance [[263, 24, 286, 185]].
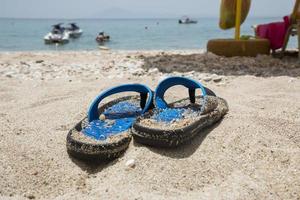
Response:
[[88, 84, 153, 122], [155, 76, 207, 109]]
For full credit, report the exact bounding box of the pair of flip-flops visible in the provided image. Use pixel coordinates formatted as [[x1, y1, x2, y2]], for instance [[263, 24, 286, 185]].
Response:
[[66, 76, 229, 161]]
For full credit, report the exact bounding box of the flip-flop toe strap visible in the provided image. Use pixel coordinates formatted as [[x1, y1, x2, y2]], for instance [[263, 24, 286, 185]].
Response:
[[155, 76, 207, 110], [88, 84, 153, 122]]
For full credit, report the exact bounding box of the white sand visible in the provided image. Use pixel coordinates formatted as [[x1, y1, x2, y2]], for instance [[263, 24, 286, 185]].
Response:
[[0, 50, 299, 199]]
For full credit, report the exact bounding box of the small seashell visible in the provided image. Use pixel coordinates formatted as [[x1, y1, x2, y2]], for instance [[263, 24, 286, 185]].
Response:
[[100, 114, 106, 121], [125, 159, 136, 169], [203, 77, 212, 82], [213, 77, 222, 82]]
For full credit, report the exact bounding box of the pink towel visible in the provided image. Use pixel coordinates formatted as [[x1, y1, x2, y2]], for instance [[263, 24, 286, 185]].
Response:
[[257, 16, 290, 50]]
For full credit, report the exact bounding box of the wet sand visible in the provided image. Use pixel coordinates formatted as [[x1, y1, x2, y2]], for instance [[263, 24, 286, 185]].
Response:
[[0, 50, 299, 199]]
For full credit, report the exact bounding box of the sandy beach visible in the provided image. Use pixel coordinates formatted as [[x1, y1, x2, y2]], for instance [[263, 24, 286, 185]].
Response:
[[0, 50, 300, 199]]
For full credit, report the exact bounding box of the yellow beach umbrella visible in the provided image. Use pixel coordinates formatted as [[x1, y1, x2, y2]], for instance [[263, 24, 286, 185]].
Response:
[[235, 0, 242, 39], [219, 0, 252, 39]]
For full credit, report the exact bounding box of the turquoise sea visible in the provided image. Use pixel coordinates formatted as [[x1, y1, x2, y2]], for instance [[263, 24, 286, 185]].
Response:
[[0, 17, 297, 51]]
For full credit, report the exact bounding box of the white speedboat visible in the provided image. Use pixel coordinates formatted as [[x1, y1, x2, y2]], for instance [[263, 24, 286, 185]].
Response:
[[178, 16, 198, 24], [44, 24, 70, 44], [66, 23, 83, 38]]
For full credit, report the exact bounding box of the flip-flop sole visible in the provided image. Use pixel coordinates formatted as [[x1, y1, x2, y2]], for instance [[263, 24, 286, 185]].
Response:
[[67, 96, 140, 161], [131, 96, 228, 147]]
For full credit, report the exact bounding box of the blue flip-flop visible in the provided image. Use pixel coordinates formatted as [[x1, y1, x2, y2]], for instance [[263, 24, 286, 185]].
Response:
[[132, 76, 229, 147], [67, 84, 153, 161]]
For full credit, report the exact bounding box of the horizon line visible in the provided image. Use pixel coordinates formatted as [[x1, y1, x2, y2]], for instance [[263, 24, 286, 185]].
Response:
[[0, 16, 284, 20]]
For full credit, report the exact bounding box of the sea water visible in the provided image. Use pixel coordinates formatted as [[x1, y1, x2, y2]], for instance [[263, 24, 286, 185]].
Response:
[[0, 17, 297, 51]]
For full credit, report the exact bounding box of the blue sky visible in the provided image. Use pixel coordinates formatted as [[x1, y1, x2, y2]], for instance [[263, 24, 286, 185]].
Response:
[[0, 0, 294, 18]]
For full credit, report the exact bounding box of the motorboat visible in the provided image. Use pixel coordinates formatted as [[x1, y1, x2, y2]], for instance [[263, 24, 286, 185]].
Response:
[[178, 16, 198, 24], [96, 32, 110, 43], [44, 24, 70, 44], [66, 23, 83, 38]]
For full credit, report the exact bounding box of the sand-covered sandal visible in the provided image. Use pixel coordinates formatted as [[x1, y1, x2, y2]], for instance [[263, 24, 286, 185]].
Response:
[[67, 84, 153, 161], [131, 77, 229, 147]]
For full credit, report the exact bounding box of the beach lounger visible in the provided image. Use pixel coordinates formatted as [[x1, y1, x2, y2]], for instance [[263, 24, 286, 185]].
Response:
[[67, 84, 153, 161], [131, 77, 229, 147], [254, 0, 300, 56]]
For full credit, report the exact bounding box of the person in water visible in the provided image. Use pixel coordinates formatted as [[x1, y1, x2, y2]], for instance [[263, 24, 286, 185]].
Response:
[[97, 32, 110, 42]]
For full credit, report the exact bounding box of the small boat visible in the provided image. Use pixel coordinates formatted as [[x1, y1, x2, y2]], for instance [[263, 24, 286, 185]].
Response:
[[178, 16, 198, 24], [44, 23, 70, 44], [66, 23, 83, 38], [96, 32, 110, 43]]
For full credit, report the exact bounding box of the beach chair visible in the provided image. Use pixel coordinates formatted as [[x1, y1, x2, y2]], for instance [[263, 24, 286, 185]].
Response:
[[281, 0, 300, 54], [254, 0, 300, 56]]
